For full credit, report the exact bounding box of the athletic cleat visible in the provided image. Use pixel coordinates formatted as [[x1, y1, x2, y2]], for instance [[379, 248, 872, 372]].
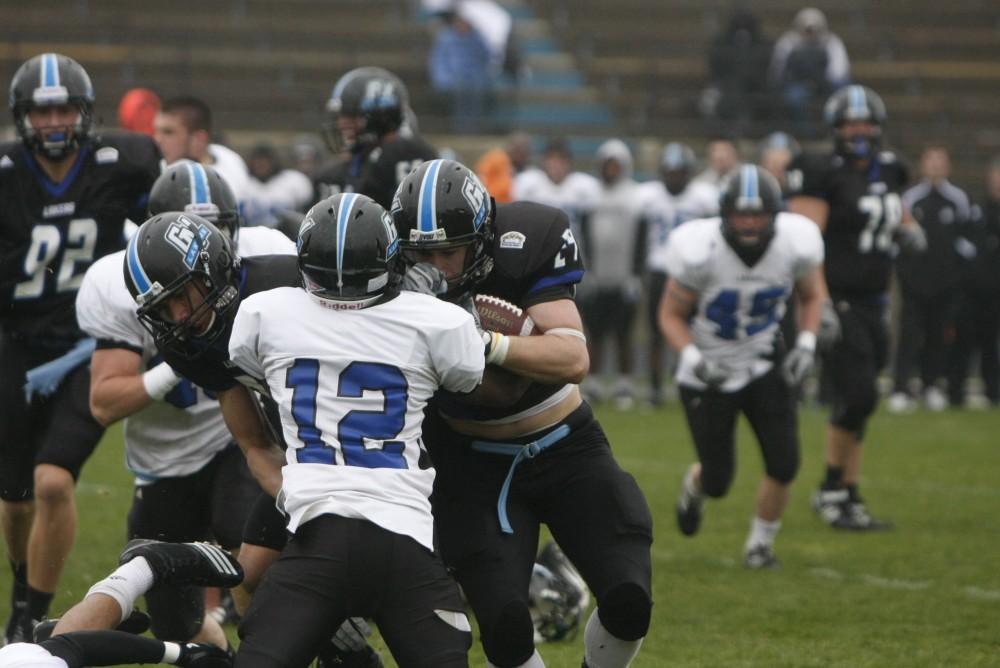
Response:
[[812, 487, 850, 526], [315, 643, 384, 668], [676, 474, 704, 537], [3, 608, 32, 646], [744, 544, 780, 570], [119, 539, 244, 588], [836, 501, 895, 531]]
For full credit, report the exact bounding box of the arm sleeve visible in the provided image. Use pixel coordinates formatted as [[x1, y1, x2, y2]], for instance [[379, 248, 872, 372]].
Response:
[[228, 302, 267, 383], [786, 156, 828, 200], [521, 209, 585, 307], [75, 266, 148, 351], [431, 308, 486, 394], [663, 228, 706, 292], [791, 219, 826, 278], [42, 630, 166, 667]]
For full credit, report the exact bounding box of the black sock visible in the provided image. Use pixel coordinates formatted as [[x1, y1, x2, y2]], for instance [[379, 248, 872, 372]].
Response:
[[26, 586, 54, 621], [846, 483, 861, 503], [9, 560, 27, 608], [823, 466, 844, 489]]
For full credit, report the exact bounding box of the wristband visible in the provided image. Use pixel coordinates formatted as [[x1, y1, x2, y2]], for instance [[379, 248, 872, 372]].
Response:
[[545, 327, 587, 342], [483, 331, 510, 365], [795, 331, 817, 353], [679, 343, 703, 371], [142, 362, 183, 401], [162, 642, 181, 664]]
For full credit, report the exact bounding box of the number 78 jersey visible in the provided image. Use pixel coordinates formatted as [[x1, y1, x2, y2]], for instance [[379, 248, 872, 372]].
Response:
[[229, 287, 485, 550], [665, 213, 824, 392]]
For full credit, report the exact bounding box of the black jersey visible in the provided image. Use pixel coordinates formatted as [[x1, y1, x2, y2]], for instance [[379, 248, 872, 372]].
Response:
[[0, 132, 160, 345], [161, 254, 300, 393], [438, 201, 586, 422], [313, 135, 437, 209], [788, 150, 909, 298]]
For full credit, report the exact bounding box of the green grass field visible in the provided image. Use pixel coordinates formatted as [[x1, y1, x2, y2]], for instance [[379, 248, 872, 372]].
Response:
[[4, 402, 999, 666]]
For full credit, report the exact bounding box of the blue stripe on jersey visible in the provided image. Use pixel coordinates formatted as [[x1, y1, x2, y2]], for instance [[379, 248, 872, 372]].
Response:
[[190, 162, 210, 204], [42, 53, 58, 87], [418, 160, 443, 233], [337, 193, 359, 290], [126, 234, 152, 295], [527, 269, 584, 294]]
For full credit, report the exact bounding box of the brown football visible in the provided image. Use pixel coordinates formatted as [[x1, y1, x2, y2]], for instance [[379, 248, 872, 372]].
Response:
[[474, 294, 539, 336]]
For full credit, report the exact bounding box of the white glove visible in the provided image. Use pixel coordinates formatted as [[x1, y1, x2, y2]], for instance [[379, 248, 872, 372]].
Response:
[[331, 617, 373, 653], [895, 222, 927, 254], [817, 300, 841, 351], [782, 331, 816, 387], [401, 262, 448, 296], [680, 344, 730, 388]]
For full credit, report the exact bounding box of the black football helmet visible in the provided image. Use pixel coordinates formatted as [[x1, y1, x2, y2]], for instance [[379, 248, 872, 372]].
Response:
[[824, 85, 887, 161], [390, 159, 495, 299], [124, 212, 240, 356], [322, 66, 408, 153], [660, 142, 697, 195], [719, 165, 783, 262], [297, 193, 403, 306], [9, 53, 95, 160], [148, 161, 241, 241]]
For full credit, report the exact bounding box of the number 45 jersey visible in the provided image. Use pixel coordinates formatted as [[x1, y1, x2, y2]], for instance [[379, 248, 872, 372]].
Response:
[[0, 134, 160, 343], [665, 212, 824, 392], [228, 288, 485, 551]]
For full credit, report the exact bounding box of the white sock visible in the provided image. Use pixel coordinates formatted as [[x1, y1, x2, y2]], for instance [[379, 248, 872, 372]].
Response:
[[683, 465, 701, 498], [85, 556, 155, 624], [745, 516, 781, 551], [584, 609, 643, 668], [488, 649, 545, 668]]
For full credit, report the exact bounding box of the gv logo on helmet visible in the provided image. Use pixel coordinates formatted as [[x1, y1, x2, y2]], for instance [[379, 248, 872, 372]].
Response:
[[164, 216, 211, 269], [461, 176, 488, 230]]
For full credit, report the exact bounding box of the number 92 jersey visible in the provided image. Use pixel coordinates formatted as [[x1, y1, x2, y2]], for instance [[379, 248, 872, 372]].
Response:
[[665, 213, 824, 392], [786, 150, 908, 297], [0, 133, 160, 342]]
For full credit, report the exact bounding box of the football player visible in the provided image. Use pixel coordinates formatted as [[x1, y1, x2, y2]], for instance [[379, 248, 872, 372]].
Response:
[[787, 85, 927, 530], [659, 166, 826, 567], [0, 540, 240, 667], [75, 161, 294, 650], [122, 212, 384, 667], [0, 52, 161, 642], [639, 142, 720, 405], [392, 160, 653, 668], [229, 193, 482, 667], [314, 67, 437, 209]]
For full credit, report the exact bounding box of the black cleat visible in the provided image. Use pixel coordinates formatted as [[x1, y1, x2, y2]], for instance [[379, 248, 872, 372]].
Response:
[[676, 476, 703, 537], [4, 607, 32, 646], [744, 544, 780, 570], [119, 539, 244, 588], [813, 488, 894, 531]]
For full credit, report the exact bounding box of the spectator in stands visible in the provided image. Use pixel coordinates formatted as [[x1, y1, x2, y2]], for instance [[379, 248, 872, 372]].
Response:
[[153, 96, 250, 206], [700, 8, 773, 132], [888, 146, 968, 412], [243, 143, 314, 228], [428, 5, 495, 133], [513, 137, 600, 243], [117, 88, 160, 136], [578, 140, 647, 409], [768, 8, 850, 131], [758, 131, 802, 195], [288, 134, 325, 182], [948, 157, 1000, 408], [695, 136, 740, 188], [476, 132, 535, 202]]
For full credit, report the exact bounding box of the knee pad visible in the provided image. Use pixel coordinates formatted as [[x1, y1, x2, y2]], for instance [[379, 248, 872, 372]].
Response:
[[146, 585, 204, 641], [482, 600, 535, 668], [597, 582, 652, 641], [764, 450, 800, 486], [699, 468, 734, 499], [831, 385, 877, 435]]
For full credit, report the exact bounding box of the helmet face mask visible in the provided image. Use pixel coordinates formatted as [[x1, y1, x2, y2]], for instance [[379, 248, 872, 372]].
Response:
[[297, 193, 403, 308], [124, 213, 239, 358], [391, 159, 495, 300], [322, 67, 408, 154], [824, 85, 887, 162], [719, 165, 783, 264], [9, 53, 95, 160]]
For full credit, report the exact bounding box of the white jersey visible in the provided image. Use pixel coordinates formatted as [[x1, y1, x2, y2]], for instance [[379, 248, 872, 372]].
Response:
[[640, 179, 720, 273], [243, 169, 313, 228], [0, 643, 66, 668], [207, 143, 251, 206], [74, 231, 294, 483], [665, 212, 824, 392], [586, 178, 646, 287], [513, 168, 601, 237], [229, 288, 485, 550]]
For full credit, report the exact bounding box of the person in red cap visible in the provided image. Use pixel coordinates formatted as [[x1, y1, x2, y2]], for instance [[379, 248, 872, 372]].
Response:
[[118, 87, 161, 136]]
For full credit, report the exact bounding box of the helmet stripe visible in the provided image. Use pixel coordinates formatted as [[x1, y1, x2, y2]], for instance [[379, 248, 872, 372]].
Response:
[[126, 232, 152, 295], [337, 193, 360, 291], [418, 159, 443, 233], [849, 85, 865, 114], [42, 53, 59, 88], [742, 164, 758, 201], [188, 162, 211, 205]]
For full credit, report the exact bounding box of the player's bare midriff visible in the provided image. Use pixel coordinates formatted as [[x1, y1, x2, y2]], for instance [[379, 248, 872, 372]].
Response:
[[444, 384, 583, 440]]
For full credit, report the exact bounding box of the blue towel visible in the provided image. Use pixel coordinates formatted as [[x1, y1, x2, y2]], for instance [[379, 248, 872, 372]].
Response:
[[23, 338, 97, 401]]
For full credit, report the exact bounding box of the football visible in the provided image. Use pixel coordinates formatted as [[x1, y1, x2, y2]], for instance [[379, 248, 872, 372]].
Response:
[[474, 294, 539, 336]]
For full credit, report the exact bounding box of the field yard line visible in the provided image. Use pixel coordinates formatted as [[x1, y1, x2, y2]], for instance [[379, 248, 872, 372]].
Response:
[[963, 586, 1000, 601], [875, 479, 1000, 498], [76, 480, 129, 496], [810, 566, 998, 602]]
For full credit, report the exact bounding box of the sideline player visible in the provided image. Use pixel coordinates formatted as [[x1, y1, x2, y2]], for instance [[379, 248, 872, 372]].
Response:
[[0, 52, 160, 642], [392, 159, 653, 668], [75, 161, 293, 649], [787, 85, 926, 530], [0, 540, 240, 667], [315, 67, 437, 208], [659, 166, 825, 567]]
